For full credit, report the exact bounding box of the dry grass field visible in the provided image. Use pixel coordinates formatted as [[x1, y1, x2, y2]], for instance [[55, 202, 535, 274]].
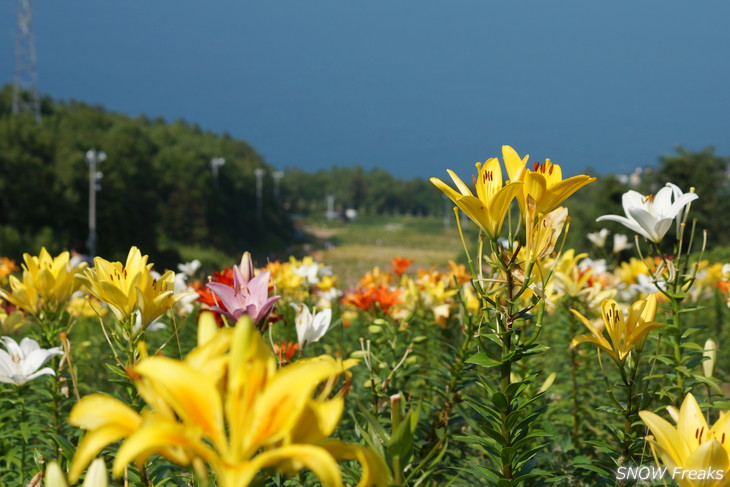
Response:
[[302, 215, 466, 286]]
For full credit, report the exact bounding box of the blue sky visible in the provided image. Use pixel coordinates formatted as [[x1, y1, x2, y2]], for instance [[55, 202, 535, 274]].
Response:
[[1, 1, 729, 179]]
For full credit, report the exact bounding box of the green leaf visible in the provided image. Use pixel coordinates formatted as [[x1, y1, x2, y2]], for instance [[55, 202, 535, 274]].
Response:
[[491, 392, 510, 413], [467, 352, 502, 368], [693, 375, 723, 394], [388, 410, 416, 459]]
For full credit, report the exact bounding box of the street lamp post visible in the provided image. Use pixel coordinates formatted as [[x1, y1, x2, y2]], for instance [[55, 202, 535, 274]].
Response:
[[210, 157, 225, 189], [254, 168, 266, 221], [86, 149, 106, 257], [326, 194, 335, 220], [272, 170, 284, 201]]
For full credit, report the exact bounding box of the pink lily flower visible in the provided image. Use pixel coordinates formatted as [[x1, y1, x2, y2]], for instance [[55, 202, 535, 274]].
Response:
[[206, 254, 279, 326]]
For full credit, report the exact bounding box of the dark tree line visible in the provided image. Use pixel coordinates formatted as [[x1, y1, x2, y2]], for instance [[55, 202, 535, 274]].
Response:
[[280, 166, 443, 217]]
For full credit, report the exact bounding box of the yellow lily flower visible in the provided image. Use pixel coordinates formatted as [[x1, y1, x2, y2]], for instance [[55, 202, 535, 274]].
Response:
[[66, 295, 107, 319], [1, 272, 40, 314], [431, 156, 523, 241], [527, 206, 569, 271], [552, 249, 591, 297], [570, 294, 664, 364], [23, 248, 84, 305], [522, 159, 595, 218], [616, 257, 654, 286], [68, 313, 388, 487], [0, 248, 85, 315], [501, 145, 530, 183], [136, 269, 181, 328], [265, 260, 306, 300], [77, 246, 151, 322], [77, 247, 187, 328], [640, 393, 730, 487]]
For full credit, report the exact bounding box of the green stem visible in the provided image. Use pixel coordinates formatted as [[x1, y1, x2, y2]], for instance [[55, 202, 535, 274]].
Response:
[[567, 308, 580, 445], [424, 302, 474, 448], [670, 297, 684, 405], [500, 331, 513, 481], [51, 356, 63, 461], [500, 262, 515, 482], [622, 354, 642, 463], [17, 385, 27, 485], [622, 374, 634, 460]]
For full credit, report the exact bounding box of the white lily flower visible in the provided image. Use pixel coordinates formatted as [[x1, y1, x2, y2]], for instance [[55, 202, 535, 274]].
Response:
[[177, 259, 201, 277], [587, 228, 610, 248], [628, 273, 666, 297], [0, 336, 63, 385], [293, 263, 322, 285], [612, 233, 633, 253], [578, 258, 607, 275], [291, 303, 331, 348], [597, 183, 698, 243]]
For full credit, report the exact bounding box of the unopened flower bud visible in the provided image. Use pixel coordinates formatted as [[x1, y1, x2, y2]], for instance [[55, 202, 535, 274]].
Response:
[[240, 251, 254, 283], [703, 338, 717, 379], [538, 372, 557, 394], [390, 393, 403, 430]]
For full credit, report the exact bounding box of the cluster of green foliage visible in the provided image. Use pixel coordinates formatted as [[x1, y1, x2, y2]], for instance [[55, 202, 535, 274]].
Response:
[[281, 166, 443, 217], [564, 147, 730, 253], [0, 86, 294, 269], [280, 152, 730, 254], [640, 147, 730, 245]]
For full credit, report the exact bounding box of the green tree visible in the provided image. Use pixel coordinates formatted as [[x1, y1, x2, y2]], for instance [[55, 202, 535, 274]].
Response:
[[641, 147, 730, 248]]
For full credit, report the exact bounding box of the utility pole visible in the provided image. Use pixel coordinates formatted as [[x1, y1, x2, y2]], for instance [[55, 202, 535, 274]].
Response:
[[210, 157, 225, 189], [86, 149, 106, 257], [272, 170, 284, 201], [254, 168, 266, 221], [326, 194, 335, 220], [12, 0, 41, 122]]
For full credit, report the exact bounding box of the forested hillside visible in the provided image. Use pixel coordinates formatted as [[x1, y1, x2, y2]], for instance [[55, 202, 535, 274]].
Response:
[[0, 86, 294, 268]]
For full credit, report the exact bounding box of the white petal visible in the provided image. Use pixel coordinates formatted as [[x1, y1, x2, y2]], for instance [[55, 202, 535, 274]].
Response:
[[597, 214, 652, 241], [652, 219, 673, 242], [18, 337, 41, 357], [1, 336, 23, 358], [146, 321, 167, 332], [312, 308, 332, 340], [612, 234, 632, 253], [21, 348, 61, 377], [83, 458, 108, 487], [627, 208, 665, 242], [24, 366, 56, 383], [295, 305, 314, 347], [0, 349, 16, 376], [652, 186, 675, 215], [622, 191, 648, 214], [665, 192, 699, 218]]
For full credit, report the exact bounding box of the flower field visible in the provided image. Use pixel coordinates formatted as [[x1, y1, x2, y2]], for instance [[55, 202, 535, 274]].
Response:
[[1, 146, 729, 486]]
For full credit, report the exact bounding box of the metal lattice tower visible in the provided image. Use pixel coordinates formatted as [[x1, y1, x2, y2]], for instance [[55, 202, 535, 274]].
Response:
[[12, 0, 40, 122]]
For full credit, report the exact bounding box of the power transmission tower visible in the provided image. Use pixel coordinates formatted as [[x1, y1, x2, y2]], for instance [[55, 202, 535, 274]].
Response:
[[12, 0, 41, 122]]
